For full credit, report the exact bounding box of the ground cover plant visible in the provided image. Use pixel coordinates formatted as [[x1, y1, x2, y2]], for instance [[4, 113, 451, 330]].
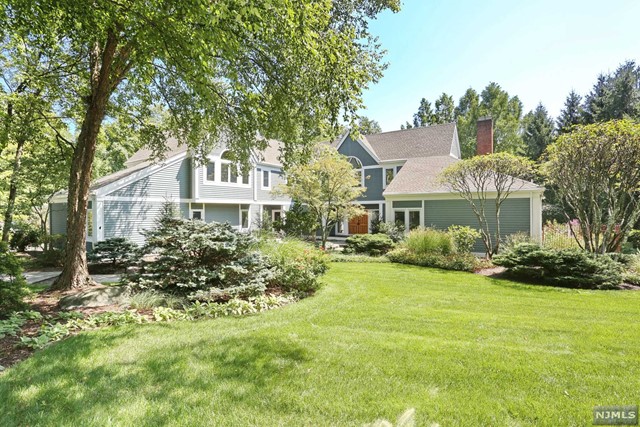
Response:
[[0, 263, 639, 425]]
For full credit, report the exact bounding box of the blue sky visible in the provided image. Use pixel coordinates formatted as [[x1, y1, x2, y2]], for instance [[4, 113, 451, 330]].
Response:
[[362, 0, 640, 131]]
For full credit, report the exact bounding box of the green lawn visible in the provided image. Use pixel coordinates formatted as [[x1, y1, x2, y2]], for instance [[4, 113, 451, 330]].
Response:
[[1, 263, 639, 426]]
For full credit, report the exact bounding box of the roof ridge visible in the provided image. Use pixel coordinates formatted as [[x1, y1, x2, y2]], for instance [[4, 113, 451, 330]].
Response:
[[364, 121, 456, 137]]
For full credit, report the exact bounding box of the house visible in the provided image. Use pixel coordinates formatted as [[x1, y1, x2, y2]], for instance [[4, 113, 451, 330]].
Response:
[[50, 138, 291, 249], [50, 117, 544, 250], [330, 117, 544, 245]]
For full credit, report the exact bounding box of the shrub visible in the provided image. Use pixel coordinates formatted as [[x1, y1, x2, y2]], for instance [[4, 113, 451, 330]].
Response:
[[9, 222, 43, 252], [502, 232, 532, 251], [259, 239, 329, 294], [279, 202, 316, 238], [88, 237, 137, 267], [405, 227, 453, 255], [493, 243, 622, 289], [0, 242, 28, 316], [39, 248, 65, 267], [627, 229, 640, 249], [377, 222, 405, 243], [387, 247, 477, 272], [447, 225, 481, 253], [125, 217, 273, 301], [344, 234, 395, 256]]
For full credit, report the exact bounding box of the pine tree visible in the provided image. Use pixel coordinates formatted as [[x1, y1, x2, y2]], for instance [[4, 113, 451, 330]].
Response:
[[433, 93, 455, 124], [583, 74, 608, 123], [556, 90, 583, 133], [412, 98, 433, 127], [522, 103, 555, 160]]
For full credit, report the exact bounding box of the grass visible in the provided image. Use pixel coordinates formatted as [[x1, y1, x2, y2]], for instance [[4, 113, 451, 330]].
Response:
[[1, 263, 639, 426]]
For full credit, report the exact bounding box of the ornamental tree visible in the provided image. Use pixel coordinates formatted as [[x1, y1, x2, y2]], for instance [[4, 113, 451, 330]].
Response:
[[1, 0, 399, 289], [439, 153, 536, 258], [543, 120, 640, 253], [276, 144, 365, 248]]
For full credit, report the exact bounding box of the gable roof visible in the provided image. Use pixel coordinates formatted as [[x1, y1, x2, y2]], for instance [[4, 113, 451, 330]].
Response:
[[383, 156, 543, 196], [362, 122, 457, 161], [125, 137, 187, 168]]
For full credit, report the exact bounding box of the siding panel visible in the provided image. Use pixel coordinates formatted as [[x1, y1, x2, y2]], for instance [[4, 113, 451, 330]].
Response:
[[337, 136, 378, 166], [424, 197, 531, 252], [108, 158, 190, 199], [50, 203, 67, 235], [360, 168, 383, 201], [204, 204, 240, 226], [103, 200, 165, 245], [256, 169, 289, 201]]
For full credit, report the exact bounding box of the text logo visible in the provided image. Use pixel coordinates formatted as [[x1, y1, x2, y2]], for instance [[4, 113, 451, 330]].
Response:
[[593, 406, 638, 425]]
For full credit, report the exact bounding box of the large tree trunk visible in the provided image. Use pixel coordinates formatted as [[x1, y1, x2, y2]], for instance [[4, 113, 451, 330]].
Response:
[[51, 36, 119, 290], [1, 138, 26, 242]]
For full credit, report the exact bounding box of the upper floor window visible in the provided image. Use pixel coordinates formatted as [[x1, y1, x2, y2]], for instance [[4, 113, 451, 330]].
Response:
[[206, 162, 216, 182], [207, 151, 249, 186], [347, 156, 364, 187], [384, 167, 395, 188], [262, 169, 271, 189], [220, 151, 234, 183]]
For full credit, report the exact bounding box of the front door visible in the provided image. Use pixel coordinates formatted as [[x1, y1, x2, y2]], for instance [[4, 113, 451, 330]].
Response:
[[349, 213, 369, 235]]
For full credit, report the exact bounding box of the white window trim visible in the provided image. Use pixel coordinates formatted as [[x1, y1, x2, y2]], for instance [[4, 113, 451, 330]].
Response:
[[382, 166, 403, 189], [393, 208, 422, 232], [261, 169, 272, 190], [201, 154, 251, 188], [240, 206, 250, 230], [271, 209, 282, 222], [189, 204, 204, 220]]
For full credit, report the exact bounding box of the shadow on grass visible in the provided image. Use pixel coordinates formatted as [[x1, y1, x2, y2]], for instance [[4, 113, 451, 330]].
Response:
[[0, 324, 309, 425]]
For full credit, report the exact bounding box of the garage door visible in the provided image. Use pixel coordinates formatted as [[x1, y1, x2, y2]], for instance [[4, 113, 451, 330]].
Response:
[[424, 198, 531, 252]]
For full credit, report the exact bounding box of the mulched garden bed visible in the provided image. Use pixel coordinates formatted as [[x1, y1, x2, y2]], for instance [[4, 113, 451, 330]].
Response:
[[0, 286, 126, 371]]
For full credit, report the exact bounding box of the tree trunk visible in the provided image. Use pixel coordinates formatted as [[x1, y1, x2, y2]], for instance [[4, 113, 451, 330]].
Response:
[[1, 138, 26, 242], [51, 36, 119, 290]]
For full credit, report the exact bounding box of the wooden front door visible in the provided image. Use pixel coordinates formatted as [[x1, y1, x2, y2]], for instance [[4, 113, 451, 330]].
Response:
[[348, 213, 369, 235]]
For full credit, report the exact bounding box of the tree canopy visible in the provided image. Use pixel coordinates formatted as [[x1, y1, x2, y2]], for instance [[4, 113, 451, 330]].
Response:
[[276, 144, 365, 249], [1, 0, 399, 289], [543, 119, 640, 253]]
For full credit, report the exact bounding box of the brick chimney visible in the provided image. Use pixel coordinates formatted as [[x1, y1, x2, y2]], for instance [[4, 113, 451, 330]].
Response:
[[476, 117, 493, 155]]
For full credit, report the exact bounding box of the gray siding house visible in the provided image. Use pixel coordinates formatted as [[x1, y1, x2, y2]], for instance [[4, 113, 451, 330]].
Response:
[[50, 138, 290, 248], [331, 119, 544, 244], [50, 118, 544, 250]]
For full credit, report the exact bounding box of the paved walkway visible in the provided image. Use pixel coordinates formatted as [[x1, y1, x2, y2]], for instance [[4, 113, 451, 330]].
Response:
[[18, 271, 121, 286]]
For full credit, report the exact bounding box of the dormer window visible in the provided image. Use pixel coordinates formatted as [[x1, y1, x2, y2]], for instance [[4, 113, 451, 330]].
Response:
[[347, 156, 364, 187]]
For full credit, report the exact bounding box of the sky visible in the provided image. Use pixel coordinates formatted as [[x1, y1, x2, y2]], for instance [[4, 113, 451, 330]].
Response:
[[361, 0, 640, 131]]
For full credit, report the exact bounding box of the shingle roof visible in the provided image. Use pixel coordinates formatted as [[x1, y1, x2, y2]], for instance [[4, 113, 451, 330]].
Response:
[[255, 139, 283, 166], [383, 156, 543, 195], [87, 136, 284, 194], [90, 161, 152, 191], [124, 137, 187, 167], [362, 122, 457, 161]]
